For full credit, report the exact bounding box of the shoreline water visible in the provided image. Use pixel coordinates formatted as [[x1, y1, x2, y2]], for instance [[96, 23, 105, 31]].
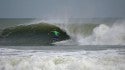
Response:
[[0, 45, 125, 70]]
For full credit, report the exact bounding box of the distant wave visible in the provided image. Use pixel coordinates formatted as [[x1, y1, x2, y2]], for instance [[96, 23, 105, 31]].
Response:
[[0, 23, 70, 46]]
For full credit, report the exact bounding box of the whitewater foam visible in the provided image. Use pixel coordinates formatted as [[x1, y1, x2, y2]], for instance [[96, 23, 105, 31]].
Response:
[[0, 48, 125, 70], [54, 20, 125, 45]]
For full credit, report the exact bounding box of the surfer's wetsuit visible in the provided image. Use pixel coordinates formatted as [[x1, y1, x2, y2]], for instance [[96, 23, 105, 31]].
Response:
[[51, 31, 60, 41]]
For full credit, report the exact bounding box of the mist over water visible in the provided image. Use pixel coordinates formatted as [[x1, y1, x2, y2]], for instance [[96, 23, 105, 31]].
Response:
[[53, 19, 125, 45]]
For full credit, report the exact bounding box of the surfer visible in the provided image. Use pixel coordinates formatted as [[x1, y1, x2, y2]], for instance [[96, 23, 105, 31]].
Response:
[[48, 29, 60, 41]]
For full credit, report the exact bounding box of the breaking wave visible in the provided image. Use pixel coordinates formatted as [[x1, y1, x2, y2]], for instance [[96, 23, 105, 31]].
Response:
[[0, 48, 125, 70], [54, 20, 125, 45], [0, 19, 125, 45], [0, 23, 70, 46]]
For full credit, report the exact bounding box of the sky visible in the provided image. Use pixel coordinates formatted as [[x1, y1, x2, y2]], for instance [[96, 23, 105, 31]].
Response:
[[0, 0, 125, 18]]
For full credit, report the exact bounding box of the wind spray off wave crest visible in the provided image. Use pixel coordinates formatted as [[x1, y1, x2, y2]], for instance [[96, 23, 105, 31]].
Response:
[[54, 20, 125, 45], [91, 23, 125, 45]]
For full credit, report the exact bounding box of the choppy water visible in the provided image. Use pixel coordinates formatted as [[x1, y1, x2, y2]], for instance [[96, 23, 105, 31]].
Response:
[[0, 45, 125, 70]]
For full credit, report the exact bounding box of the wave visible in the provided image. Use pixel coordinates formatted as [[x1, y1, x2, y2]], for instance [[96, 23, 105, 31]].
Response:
[[0, 48, 125, 70], [54, 20, 125, 45], [0, 19, 125, 45], [0, 23, 70, 46]]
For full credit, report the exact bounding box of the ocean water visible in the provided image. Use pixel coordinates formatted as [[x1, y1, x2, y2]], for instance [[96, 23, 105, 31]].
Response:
[[0, 46, 125, 70], [0, 18, 125, 70]]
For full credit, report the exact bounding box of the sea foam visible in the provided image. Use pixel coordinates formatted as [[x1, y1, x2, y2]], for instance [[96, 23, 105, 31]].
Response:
[[54, 20, 125, 45], [0, 48, 125, 70]]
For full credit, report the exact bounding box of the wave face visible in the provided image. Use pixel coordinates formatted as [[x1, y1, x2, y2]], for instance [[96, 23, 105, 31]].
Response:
[[0, 23, 70, 46], [54, 20, 125, 45]]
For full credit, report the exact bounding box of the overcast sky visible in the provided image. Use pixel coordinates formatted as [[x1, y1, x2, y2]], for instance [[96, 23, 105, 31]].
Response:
[[0, 0, 125, 18]]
